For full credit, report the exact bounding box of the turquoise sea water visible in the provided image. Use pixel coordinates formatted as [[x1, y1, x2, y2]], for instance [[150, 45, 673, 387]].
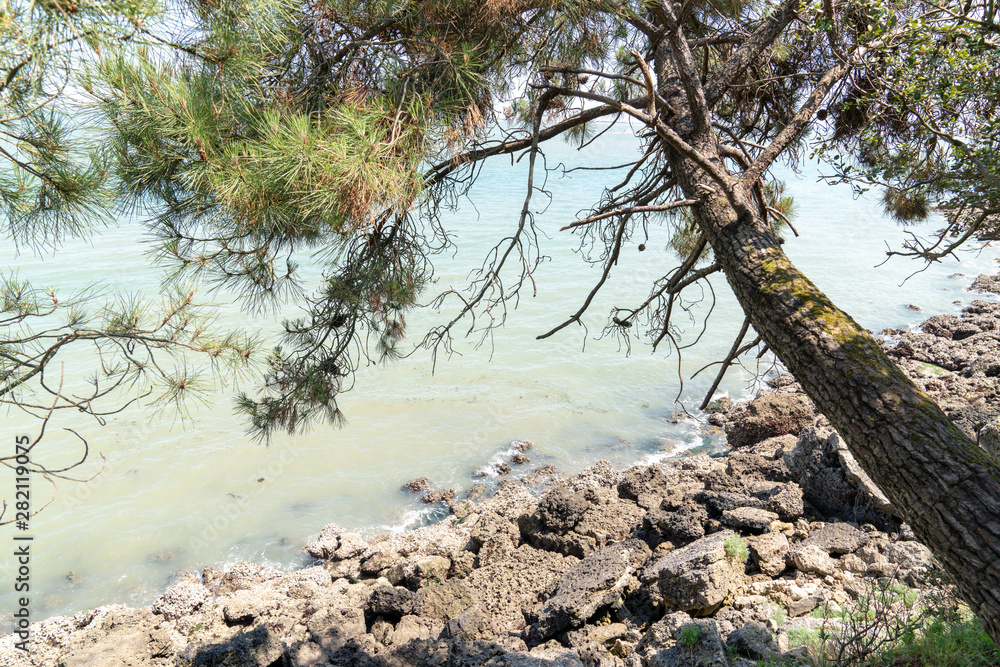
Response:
[[1, 128, 997, 625]]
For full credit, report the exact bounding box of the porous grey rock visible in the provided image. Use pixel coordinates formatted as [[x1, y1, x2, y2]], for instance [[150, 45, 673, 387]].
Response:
[[529, 539, 650, 642], [636, 616, 730, 667], [647, 502, 709, 546], [416, 579, 473, 621], [646, 530, 745, 615], [464, 544, 576, 636], [884, 540, 935, 572], [801, 522, 867, 555], [368, 585, 417, 619], [727, 620, 780, 660], [746, 532, 789, 577], [726, 393, 815, 448], [217, 562, 280, 594], [722, 507, 780, 532], [152, 573, 210, 621], [791, 545, 838, 577], [403, 477, 430, 492]]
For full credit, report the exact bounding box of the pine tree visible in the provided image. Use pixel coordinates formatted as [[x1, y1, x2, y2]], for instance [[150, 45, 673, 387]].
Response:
[[78, 0, 1000, 642]]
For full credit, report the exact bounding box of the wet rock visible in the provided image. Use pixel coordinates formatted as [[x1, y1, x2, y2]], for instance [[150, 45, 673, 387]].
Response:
[[496, 462, 512, 475], [305, 523, 348, 560], [726, 393, 815, 448], [512, 440, 534, 452], [153, 573, 210, 621], [529, 539, 650, 642], [403, 477, 430, 492], [512, 453, 531, 465], [646, 530, 745, 615], [705, 397, 734, 414], [422, 489, 456, 504], [972, 274, 1000, 294]]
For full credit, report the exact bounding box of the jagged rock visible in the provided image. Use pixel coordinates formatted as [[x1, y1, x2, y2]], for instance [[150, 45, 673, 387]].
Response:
[[755, 481, 804, 520], [529, 539, 650, 642], [646, 530, 745, 615], [972, 274, 1000, 294], [403, 477, 430, 492], [801, 522, 867, 555], [305, 606, 367, 655], [368, 585, 417, 619], [416, 580, 473, 621], [512, 452, 531, 465], [188, 625, 285, 666], [979, 418, 1000, 458], [635, 616, 730, 667], [464, 544, 576, 636], [512, 440, 534, 452], [152, 573, 210, 621], [725, 393, 815, 448], [442, 604, 494, 640], [496, 462, 512, 475], [387, 614, 441, 646], [647, 504, 708, 544], [884, 541, 935, 572], [696, 490, 762, 515], [746, 532, 789, 577], [471, 510, 519, 551], [722, 507, 780, 532], [422, 489, 457, 504], [618, 466, 675, 510], [217, 562, 280, 594], [785, 427, 892, 524], [305, 523, 347, 559], [520, 486, 644, 558], [791, 545, 838, 577], [788, 595, 820, 617], [727, 620, 780, 660], [387, 554, 451, 588]]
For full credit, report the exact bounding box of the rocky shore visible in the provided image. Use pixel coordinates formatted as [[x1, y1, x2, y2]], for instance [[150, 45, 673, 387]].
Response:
[[4, 283, 1000, 667]]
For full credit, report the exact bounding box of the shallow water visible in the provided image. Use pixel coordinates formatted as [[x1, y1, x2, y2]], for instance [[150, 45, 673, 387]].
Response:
[[1, 129, 996, 625]]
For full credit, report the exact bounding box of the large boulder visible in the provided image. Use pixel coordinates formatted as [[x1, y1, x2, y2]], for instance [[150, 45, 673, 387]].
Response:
[[746, 532, 789, 577], [784, 427, 894, 524], [725, 393, 815, 448], [645, 530, 746, 616], [529, 539, 650, 642]]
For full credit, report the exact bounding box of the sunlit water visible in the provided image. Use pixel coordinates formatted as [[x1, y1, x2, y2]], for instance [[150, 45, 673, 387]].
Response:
[[1, 129, 997, 626]]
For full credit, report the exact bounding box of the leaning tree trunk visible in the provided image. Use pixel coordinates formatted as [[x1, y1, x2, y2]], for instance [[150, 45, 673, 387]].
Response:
[[654, 36, 1000, 644]]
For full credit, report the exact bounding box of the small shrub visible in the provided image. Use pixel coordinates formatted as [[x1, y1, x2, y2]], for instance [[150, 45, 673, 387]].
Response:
[[679, 624, 703, 647], [724, 535, 750, 564]]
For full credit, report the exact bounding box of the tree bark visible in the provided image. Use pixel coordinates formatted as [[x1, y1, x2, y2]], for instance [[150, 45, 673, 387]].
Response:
[[656, 31, 1000, 644]]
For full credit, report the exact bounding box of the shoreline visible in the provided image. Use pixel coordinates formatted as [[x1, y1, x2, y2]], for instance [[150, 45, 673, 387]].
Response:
[[3, 278, 1000, 665]]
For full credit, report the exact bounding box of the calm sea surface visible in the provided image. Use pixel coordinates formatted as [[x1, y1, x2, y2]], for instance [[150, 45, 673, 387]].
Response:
[[2, 129, 996, 623]]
